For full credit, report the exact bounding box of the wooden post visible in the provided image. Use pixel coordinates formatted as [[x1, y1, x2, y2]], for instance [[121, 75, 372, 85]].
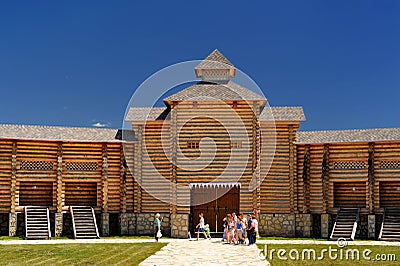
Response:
[[367, 142, 375, 214], [252, 102, 261, 211], [322, 144, 330, 213], [102, 144, 108, 213], [57, 143, 63, 213], [289, 125, 295, 214], [11, 141, 17, 213], [120, 148, 127, 214], [135, 125, 143, 213], [170, 103, 178, 214], [302, 145, 310, 213]]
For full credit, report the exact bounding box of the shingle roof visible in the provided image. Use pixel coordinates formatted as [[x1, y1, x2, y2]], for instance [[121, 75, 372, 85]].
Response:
[[260, 106, 306, 121], [195, 49, 234, 70], [297, 128, 400, 144], [125, 107, 170, 121], [0, 124, 129, 142], [164, 81, 266, 102]]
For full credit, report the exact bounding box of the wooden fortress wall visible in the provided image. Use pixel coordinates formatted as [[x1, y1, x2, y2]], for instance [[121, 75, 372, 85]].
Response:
[[296, 141, 400, 214], [0, 139, 134, 214]]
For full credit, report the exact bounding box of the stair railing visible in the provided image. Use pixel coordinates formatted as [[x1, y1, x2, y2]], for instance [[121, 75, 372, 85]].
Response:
[[46, 207, 51, 239], [329, 207, 340, 240], [70, 206, 77, 239], [350, 208, 359, 240], [378, 207, 386, 240], [91, 207, 100, 238], [25, 206, 29, 239]]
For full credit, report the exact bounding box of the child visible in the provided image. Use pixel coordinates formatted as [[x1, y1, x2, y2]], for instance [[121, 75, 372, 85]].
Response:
[[205, 224, 211, 239]]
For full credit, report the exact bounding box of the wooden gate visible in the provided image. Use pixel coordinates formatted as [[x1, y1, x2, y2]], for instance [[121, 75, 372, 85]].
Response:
[[19, 181, 54, 206], [334, 182, 366, 208], [190, 185, 239, 233], [65, 182, 97, 206], [380, 181, 400, 207]]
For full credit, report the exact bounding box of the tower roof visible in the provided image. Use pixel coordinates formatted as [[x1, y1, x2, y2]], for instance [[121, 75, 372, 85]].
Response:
[[195, 49, 236, 80]]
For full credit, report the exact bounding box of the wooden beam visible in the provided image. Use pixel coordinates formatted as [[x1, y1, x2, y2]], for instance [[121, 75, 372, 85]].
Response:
[[11, 141, 17, 213], [302, 145, 310, 213], [289, 124, 295, 214], [170, 104, 177, 214], [102, 144, 108, 212], [367, 142, 375, 213], [57, 143, 63, 212], [120, 148, 127, 213], [135, 125, 143, 213], [322, 144, 330, 213]]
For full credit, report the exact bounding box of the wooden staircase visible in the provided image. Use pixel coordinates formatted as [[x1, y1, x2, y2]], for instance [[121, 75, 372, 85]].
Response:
[[330, 208, 359, 241], [25, 206, 51, 240], [379, 207, 400, 241], [71, 206, 99, 239]]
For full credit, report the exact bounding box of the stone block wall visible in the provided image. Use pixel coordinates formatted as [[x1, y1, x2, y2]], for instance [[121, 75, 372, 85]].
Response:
[[171, 214, 189, 238], [295, 214, 312, 237], [0, 214, 8, 236], [136, 213, 171, 237], [120, 213, 136, 235], [258, 214, 295, 237]]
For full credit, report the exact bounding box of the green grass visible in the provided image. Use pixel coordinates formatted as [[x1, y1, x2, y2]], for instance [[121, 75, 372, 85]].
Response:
[[258, 243, 400, 266], [0, 243, 166, 265], [0, 236, 23, 241]]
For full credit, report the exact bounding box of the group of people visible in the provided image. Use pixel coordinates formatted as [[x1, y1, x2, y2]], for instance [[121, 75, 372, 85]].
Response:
[[222, 212, 258, 245], [154, 210, 259, 245]]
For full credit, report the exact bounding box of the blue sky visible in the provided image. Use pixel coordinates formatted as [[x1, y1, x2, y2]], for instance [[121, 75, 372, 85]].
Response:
[[0, 1, 399, 131]]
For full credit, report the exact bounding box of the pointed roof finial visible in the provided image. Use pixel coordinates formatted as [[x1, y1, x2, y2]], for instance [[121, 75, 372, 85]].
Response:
[[195, 49, 236, 80]]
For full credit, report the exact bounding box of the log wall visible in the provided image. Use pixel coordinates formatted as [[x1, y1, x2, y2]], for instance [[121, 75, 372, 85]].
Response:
[[0, 139, 133, 214], [260, 122, 300, 213]]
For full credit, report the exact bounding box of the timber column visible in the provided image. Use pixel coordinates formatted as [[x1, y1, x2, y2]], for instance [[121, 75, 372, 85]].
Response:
[[101, 144, 109, 236], [367, 143, 375, 239], [9, 141, 17, 236], [55, 143, 63, 237]]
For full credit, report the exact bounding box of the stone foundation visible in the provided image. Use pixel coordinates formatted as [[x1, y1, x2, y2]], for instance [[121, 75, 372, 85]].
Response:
[[295, 214, 312, 237], [321, 214, 330, 238], [135, 213, 171, 236], [171, 214, 189, 238], [8, 213, 17, 237], [368, 214, 375, 239], [259, 214, 295, 237], [120, 213, 136, 235], [55, 213, 63, 237], [101, 213, 109, 236]]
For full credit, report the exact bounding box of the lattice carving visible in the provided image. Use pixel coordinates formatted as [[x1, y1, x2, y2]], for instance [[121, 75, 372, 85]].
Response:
[[202, 70, 229, 81], [20, 160, 54, 171], [380, 160, 400, 169], [65, 161, 99, 172], [333, 161, 366, 170]]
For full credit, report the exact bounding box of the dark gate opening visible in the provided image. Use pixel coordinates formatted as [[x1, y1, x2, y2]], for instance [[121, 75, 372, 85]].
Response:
[[190, 185, 239, 233], [380, 181, 400, 207], [65, 182, 97, 206], [19, 181, 53, 206]]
